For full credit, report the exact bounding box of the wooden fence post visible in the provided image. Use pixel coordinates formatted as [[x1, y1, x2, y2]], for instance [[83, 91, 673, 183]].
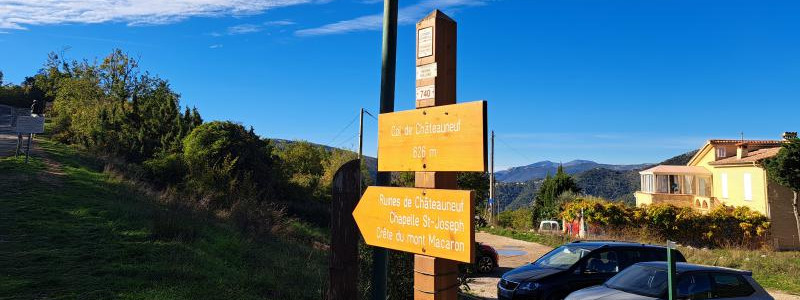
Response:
[[330, 159, 361, 300]]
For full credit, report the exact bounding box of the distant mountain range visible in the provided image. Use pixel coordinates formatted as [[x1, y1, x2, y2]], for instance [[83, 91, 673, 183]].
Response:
[[496, 150, 699, 210], [495, 160, 651, 183]]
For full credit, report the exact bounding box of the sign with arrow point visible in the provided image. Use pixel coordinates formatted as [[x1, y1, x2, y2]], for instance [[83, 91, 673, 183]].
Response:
[[353, 186, 474, 263]]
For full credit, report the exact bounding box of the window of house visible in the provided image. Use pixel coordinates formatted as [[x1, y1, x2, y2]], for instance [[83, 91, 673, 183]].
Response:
[[744, 173, 752, 201], [721, 173, 729, 199], [685, 175, 694, 195], [641, 174, 654, 193], [698, 177, 708, 197], [716, 147, 727, 158], [657, 175, 669, 193]]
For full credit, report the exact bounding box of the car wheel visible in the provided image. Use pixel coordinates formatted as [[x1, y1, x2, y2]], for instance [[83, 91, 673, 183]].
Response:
[[477, 256, 494, 273]]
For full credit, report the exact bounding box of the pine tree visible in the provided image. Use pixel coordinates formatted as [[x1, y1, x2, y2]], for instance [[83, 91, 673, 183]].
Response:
[[532, 165, 580, 224]]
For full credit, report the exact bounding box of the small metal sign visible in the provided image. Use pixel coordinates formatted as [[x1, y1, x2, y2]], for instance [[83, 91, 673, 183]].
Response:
[[15, 116, 45, 134], [417, 27, 433, 58], [416, 63, 437, 80], [416, 84, 435, 101]]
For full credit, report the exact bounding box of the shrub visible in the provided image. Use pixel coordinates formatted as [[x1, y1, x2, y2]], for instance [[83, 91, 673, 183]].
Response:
[[498, 208, 534, 230], [142, 153, 187, 188], [183, 121, 280, 209], [560, 198, 771, 249]]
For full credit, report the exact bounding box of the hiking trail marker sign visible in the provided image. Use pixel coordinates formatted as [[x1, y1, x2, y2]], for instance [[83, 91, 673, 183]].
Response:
[[15, 116, 45, 134], [354, 9, 485, 300], [377, 100, 486, 172], [353, 187, 474, 263]]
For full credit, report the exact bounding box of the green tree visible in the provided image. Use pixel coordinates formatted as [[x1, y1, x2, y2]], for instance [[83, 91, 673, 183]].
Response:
[[533, 165, 580, 223], [763, 137, 800, 244], [275, 141, 329, 199], [183, 121, 279, 208], [458, 172, 490, 213]]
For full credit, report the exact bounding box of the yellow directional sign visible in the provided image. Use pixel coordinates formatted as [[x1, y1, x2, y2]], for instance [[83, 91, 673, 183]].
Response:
[[353, 186, 474, 263], [378, 101, 487, 172]]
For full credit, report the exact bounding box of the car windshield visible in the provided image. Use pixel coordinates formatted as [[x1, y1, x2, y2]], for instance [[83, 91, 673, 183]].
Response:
[[605, 264, 667, 298], [532, 246, 590, 269]]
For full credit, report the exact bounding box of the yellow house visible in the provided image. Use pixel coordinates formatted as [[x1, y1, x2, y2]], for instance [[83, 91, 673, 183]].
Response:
[[634, 132, 799, 250]]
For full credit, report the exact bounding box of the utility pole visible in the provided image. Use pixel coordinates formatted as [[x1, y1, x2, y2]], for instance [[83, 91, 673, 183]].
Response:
[[489, 130, 495, 224], [358, 108, 366, 194], [373, 0, 397, 299]]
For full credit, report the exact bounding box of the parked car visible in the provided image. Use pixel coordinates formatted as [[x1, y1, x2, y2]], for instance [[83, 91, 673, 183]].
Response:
[[538, 220, 561, 233], [497, 241, 687, 300], [475, 242, 499, 273], [565, 261, 773, 300]]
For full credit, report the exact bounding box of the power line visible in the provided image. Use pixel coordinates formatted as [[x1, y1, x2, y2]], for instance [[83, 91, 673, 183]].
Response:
[[335, 134, 359, 150], [496, 135, 534, 164], [328, 113, 359, 146], [363, 109, 377, 121]]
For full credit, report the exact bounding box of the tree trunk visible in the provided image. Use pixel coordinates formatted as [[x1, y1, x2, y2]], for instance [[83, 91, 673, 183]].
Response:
[[793, 191, 800, 245]]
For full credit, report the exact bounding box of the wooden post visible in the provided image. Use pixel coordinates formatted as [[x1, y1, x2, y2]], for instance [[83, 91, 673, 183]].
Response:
[[490, 130, 495, 223], [329, 159, 361, 300], [413, 10, 463, 300]]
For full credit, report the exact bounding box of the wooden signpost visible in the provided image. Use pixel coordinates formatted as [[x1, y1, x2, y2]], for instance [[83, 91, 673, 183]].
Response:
[[377, 101, 486, 172], [354, 9, 485, 300], [353, 186, 475, 263]]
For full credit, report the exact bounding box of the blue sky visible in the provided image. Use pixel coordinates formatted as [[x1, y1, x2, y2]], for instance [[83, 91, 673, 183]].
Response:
[[1, 0, 799, 170]]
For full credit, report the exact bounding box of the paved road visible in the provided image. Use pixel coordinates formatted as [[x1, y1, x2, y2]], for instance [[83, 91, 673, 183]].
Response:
[[468, 231, 799, 300]]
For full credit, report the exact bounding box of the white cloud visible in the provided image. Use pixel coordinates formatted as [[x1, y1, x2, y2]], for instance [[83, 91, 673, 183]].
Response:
[[221, 19, 295, 35], [209, 44, 223, 48], [228, 24, 262, 34], [265, 19, 296, 26], [295, 0, 487, 36], [0, 0, 316, 30]]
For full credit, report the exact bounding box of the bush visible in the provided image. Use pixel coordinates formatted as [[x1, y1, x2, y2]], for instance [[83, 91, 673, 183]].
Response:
[[183, 121, 280, 209], [498, 208, 533, 230], [230, 194, 289, 237], [142, 153, 186, 188], [560, 198, 771, 249]]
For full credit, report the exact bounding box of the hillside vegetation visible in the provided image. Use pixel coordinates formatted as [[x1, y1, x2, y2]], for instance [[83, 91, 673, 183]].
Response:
[[496, 150, 699, 209], [0, 140, 327, 299]]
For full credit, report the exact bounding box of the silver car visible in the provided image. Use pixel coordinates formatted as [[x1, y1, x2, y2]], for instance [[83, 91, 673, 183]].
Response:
[[566, 262, 773, 300]]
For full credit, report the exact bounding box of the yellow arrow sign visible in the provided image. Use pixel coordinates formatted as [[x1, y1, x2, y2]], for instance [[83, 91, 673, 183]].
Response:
[[353, 186, 474, 263], [378, 101, 487, 172]]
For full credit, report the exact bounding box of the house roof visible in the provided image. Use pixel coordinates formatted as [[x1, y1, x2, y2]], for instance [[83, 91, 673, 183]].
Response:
[[709, 147, 781, 165], [708, 139, 783, 146], [640, 165, 712, 175], [687, 139, 784, 166]]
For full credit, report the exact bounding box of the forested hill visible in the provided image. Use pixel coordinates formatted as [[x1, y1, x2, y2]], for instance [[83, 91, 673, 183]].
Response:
[[272, 139, 378, 180], [496, 150, 699, 210], [495, 160, 649, 183]]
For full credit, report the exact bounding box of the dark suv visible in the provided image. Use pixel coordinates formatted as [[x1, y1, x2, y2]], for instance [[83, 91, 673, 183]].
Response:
[[497, 241, 687, 300]]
